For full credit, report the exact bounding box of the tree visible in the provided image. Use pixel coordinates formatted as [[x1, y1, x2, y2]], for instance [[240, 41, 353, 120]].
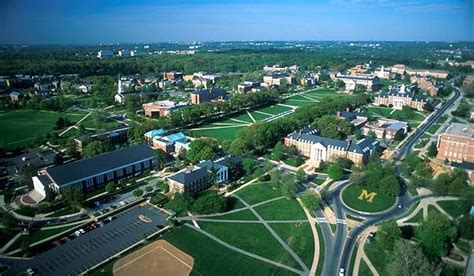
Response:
[[426, 142, 437, 158], [191, 193, 227, 214], [296, 169, 306, 182], [270, 169, 282, 189], [378, 220, 401, 251], [403, 74, 411, 83], [379, 174, 399, 197], [187, 139, 220, 163], [133, 189, 144, 197], [154, 149, 167, 170], [62, 187, 85, 210], [422, 103, 434, 112], [145, 186, 153, 193], [242, 158, 258, 176], [105, 183, 116, 193], [65, 139, 80, 158], [166, 193, 193, 214], [462, 82, 474, 98], [458, 216, 474, 240], [281, 174, 297, 198], [301, 189, 321, 210], [415, 211, 456, 261], [313, 115, 353, 139], [1, 213, 17, 233], [349, 171, 366, 186], [17, 163, 36, 189], [387, 240, 433, 276], [327, 163, 343, 180], [82, 140, 111, 158], [271, 142, 286, 161]]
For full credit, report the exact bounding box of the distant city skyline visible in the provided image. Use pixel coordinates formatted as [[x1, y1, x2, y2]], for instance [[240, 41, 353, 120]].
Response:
[[0, 0, 472, 44]]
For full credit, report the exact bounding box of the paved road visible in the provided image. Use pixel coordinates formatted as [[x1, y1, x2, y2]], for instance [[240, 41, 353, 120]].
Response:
[[0, 205, 168, 276]]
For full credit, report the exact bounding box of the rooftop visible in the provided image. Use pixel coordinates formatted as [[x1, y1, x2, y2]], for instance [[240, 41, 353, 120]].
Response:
[[444, 123, 474, 138], [46, 144, 156, 186]]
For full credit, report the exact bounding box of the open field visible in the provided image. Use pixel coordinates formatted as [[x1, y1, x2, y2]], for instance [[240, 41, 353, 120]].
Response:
[[341, 184, 396, 213], [235, 182, 284, 205], [199, 221, 300, 269], [255, 198, 307, 220], [164, 226, 295, 275], [437, 200, 466, 218], [270, 223, 314, 268], [0, 109, 87, 150], [113, 240, 193, 276]]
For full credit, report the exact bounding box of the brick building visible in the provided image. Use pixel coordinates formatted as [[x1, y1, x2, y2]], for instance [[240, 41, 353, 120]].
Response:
[[335, 73, 379, 92], [436, 123, 474, 163], [142, 100, 188, 118], [190, 88, 227, 104], [284, 127, 379, 167], [411, 76, 443, 96], [373, 83, 427, 110]]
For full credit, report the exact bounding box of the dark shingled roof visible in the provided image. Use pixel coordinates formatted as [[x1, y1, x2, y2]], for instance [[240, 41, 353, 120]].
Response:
[[168, 166, 208, 185], [46, 144, 156, 186]]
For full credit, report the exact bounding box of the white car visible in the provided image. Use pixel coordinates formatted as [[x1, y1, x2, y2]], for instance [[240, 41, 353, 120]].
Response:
[[339, 268, 345, 276], [74, 228, 86, 237]]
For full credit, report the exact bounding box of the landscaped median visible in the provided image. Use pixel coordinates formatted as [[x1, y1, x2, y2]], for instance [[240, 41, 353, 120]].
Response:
[[341, 184, 396, 214]]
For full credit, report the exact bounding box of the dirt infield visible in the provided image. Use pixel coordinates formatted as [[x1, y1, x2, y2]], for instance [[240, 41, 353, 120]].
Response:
[[113, 240, 194, 276]]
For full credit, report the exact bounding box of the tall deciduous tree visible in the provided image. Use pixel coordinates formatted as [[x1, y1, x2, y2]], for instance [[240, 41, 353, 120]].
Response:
[[301, 189, 321, 210], [415, 211, 456, 261], [387, 240, 433, 276]]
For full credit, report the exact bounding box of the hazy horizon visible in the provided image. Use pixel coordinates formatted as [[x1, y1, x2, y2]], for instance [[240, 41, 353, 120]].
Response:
[[1, 0, 473, 44]]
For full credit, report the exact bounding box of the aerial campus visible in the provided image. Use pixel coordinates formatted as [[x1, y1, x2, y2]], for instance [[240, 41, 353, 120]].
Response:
[[0, 1, 473, 276]]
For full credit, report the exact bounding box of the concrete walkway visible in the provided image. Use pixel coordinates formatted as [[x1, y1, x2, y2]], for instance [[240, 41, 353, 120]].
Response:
[[185, 224, 303, 274], [397, 196, 458, 226], [0, 232, 23, 254], [234, 194, 310, 273], [352, 226, 378, 276], [178, 218, 309, 224], [297, 198, 320, 276]]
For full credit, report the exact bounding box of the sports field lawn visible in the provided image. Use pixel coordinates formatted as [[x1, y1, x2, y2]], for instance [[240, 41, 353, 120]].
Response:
[[257, 105, 292, 115], [0, 109, 87, 150], [235, 182, 284, 205], [255, 198, 307, 220], [341, 184, 396, 213], [210, 209, 257, 220], [271, 223, 314, 268], [199, 222, 300, 269], [250, 111, 272, 121], [162, 226, 295, 276]]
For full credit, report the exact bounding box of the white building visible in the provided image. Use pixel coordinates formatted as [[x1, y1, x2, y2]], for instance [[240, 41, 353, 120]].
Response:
[[97, 50, 113, 59]]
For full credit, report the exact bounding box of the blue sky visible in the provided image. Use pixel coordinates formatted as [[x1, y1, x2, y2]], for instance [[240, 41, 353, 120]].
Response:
[[0, 0, 472, 44]]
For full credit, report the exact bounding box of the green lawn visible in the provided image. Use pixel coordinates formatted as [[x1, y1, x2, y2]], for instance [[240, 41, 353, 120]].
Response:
[[250, 111, 272, 121], [271, 223, 314, 268], [437, 200, 466, 218], [235, 182, 284, 205], [189, 125, 246, 141], [7, 224, 80, 252], [45, 207, 80, 218], [0, 109, 87, 150], [210, 209, 257, 220], [312, 178, 326, 185], [348, 246, 357, 276], [359, 259, 373, 276], [455, 239, 471, 254], [427, 115, 448, 134], [404, 210, 424, 223], [257, 105, 292, 115], [164, 226, 295, 276], [199, 222, 301, 270], [255, 198, 307, 220], [367, 106, 393, 118], [364, 241, 389, 276], [315, 225, 325, 276], [341, 184, 396, 213]]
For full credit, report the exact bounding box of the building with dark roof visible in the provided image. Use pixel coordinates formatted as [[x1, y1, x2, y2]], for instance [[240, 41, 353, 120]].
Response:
[[374, 83, 427, 110], [32, 144, 156, 198], [190, 88, 227, 104], [74, 126, 129, 152], [167, 155, 242, 194], [284, 129, 379, 167]]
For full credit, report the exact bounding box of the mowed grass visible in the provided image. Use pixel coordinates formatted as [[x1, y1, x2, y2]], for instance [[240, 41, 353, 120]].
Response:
[[162, 226, 295, 276], [341, 184, 396, 213], [0, 109, 87, 150], [271, 223, 314, 268], [235, 182, 284, 205], [190, 125, 246, 141], [257, 105, 292, 115], [199, 222, 301, 270], [209, 209, 257, 220], [367, 106, 393, 118], [437, 200, 466, 218], [255, 198, 307, 220]]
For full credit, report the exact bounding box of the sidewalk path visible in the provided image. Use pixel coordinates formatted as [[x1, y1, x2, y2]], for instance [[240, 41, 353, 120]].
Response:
[[352, 226, 378, 276], [397, 196, 458, 225], [297, 198, 320, 276], [234, 194, 310, 273], [185, 224, 303, 274]]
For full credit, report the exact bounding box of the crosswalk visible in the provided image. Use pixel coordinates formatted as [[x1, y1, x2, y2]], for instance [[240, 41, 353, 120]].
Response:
[[315, 217, 347, 225]]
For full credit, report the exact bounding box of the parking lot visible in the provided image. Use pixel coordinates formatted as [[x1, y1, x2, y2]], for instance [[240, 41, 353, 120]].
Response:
[[1, 204, 168, 276]]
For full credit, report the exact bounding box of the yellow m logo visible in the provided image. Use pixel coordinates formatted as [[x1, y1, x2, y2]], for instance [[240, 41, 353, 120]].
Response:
[[358, 190, 377, 203]]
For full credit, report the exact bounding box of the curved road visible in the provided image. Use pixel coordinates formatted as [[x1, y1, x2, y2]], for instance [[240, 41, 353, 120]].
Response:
[[320, 86, 461, 275]]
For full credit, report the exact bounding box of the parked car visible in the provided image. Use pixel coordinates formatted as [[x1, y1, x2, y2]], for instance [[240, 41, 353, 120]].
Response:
[[26, 268, 36, 275], [339, 268, 345, 276]]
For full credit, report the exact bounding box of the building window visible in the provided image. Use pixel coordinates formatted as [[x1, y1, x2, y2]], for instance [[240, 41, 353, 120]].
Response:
[[96, 174, 104, 184], [116, 169, 123, 177], [126, 166, 133, 174], [107, 171, 114, 181], [144, 160, 150, 168], [135, 163, 142, 171]]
